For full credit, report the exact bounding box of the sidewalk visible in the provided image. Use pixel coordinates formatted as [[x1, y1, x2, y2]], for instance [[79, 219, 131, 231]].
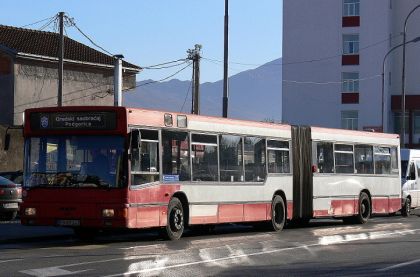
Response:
[[0, 220, 73, 243]]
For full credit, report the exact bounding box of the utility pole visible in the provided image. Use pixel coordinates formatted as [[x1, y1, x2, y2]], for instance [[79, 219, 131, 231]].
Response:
[[187, 44, 202, 115], [58, 12, 64, 107], [223, 0, 229, 118]]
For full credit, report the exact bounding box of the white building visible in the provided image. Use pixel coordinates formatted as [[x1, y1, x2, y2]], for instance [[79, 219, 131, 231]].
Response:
[[282, 0, 420, 147]]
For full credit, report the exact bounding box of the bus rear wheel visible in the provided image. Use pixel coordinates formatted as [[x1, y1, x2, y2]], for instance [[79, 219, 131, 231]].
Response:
[[270, 195, 286, 231], [345, 192, 371, 224], [165, 197, 185, 240]]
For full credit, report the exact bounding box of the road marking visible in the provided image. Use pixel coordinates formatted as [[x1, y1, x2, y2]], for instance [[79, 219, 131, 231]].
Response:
[[120, 244, 159, 250], [103, 243, 321, 277], [21, 268, 92, 277], [19, 228, 420, 277], [0, 259, 23, 264], [377, 258, 420, 272], [103, 228, 420, 277], [19, 256, 158, 276]]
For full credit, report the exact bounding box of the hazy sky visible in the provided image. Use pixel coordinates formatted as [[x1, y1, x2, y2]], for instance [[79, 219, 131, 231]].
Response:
[[0, 0, 282, 83]]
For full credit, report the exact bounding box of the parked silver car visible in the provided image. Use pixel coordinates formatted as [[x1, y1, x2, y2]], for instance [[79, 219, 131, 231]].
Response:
[[0, 176, 22, 221]]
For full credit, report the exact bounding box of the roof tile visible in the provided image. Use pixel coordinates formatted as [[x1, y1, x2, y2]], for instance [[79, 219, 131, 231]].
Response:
[[0, 25, 141, 70]]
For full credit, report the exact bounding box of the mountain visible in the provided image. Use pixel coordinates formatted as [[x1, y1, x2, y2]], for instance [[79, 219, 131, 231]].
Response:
[[124, 58, 282, 122]]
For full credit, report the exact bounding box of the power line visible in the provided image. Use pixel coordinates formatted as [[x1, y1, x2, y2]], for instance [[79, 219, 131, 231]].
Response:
[[203, 33, 403, 68], [143, 60, 189, 70], [142, 59, 188, 69], [38, 16, 57, 31], [20, 16, 56, 28], [64, 14, 114, 56], [180, 70, 194, 113], [283, 74, 381, 85], [124, 62, 192, 91]]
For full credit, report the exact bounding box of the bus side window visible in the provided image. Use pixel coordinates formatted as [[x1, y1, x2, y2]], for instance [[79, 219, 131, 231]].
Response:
[[162, 131, 191, 181], [354, 145, 373, 174], [130, 129, 159, 185], [219, 135, 244, 182], [334, 144, 354, 174], [314, 142, 334, 173], [267, 140, 290, 174], [191, 134, 218, 181], [390, 147, 399, 175], [244, 137, 266, 182], [374, 146, 391, 175]]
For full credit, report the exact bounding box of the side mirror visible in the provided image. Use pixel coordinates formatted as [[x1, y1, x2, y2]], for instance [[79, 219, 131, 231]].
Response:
[[3, 133, 10, 151]]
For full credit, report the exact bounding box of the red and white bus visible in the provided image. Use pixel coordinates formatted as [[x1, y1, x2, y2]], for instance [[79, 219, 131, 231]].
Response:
[[20, 106, 401, 239]]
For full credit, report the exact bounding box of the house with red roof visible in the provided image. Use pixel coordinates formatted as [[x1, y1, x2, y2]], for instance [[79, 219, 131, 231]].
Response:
[[0, 25, 141, 126]]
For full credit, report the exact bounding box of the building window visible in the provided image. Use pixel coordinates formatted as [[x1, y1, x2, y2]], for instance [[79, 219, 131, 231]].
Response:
[[342, 72, 359, 92], [393, 112, 409, 134], [343, 34, 359, 55], [413, 111, 420, 134], [341, 110, 358, 130], [343, 0, 360, 16]]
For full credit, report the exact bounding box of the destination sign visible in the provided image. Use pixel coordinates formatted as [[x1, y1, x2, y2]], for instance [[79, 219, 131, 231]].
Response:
[[30, 111, 117, 130]]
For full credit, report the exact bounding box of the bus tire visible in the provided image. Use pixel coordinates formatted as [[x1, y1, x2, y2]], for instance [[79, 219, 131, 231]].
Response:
[[165, 197, 185, 240], [355, 192, 371, 224], [270, 195, 286, 231], [402, 197, 411, 217]]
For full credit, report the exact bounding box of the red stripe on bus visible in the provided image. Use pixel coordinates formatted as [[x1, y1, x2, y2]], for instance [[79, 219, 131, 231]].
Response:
[[219, 204, 244, 223], [330, 199, 357, 216], [128, 184, 180, 204], [190, 216, 218, 225], [244, 203, 268, 222], [287, 201, 293, 219], [372, 197, 402, 214]]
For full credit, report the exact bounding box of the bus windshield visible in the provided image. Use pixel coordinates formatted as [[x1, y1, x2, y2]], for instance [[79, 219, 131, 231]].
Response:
[[24, 135, 125, 188]]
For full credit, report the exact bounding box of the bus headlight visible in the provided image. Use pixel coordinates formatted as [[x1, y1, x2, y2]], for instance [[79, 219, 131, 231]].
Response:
[[102, 209, 115, 218], [25, 208, 36, 216]]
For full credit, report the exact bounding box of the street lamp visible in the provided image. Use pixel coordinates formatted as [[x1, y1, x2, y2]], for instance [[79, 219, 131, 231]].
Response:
[[382, 36, 420, 133], [401, 4, 420, 148]]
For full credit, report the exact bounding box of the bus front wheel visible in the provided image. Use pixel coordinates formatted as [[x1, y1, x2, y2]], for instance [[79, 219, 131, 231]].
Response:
[[402, 197, 411, 217], [270, 195, 286, 231], [165, 197, 185, 240]]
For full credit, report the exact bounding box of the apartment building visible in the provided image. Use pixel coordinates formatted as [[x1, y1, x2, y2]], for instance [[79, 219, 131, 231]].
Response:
[[283, 0, 420, 147]]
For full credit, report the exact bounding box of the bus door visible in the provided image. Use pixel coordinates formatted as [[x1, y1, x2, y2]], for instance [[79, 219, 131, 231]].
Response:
[[291, 126, 313, 220]]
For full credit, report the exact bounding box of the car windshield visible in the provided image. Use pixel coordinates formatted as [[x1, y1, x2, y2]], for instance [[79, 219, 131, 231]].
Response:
[[0, 176, 14, 186], [24, 135, 125, 188]]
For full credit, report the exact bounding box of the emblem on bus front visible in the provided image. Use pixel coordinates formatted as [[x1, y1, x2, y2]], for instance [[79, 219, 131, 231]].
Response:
[[40, 116, 49, 128]]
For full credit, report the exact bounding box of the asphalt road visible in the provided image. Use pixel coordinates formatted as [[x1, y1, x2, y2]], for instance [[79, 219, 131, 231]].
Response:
[[2, 215, 420, 276]]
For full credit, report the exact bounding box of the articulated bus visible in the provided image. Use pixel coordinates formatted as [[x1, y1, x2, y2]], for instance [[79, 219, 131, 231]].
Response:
[[20, 106, 401, 240]]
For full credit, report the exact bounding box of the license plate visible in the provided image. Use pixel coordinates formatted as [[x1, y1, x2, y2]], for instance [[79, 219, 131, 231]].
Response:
[[57, 219, 80, 226], [3, 203, 18, 209]]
